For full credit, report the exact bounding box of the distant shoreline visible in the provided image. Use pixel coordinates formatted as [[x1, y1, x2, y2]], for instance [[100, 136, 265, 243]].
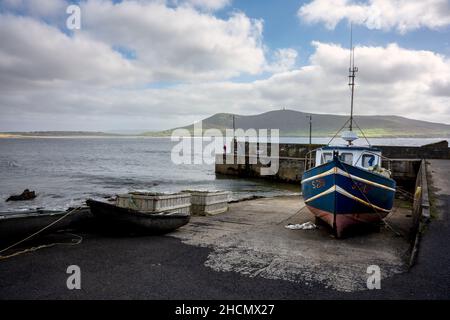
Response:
[[0, 134, 134, 139], [1, 133, 450, 139]]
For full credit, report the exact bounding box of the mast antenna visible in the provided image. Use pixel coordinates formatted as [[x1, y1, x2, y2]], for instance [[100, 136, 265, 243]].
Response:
[[348, 23, 358, 132]]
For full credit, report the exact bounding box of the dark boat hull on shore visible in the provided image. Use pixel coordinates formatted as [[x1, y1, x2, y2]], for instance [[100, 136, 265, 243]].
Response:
[[86, 199, 190, 234], [0, 208, 91, 243]]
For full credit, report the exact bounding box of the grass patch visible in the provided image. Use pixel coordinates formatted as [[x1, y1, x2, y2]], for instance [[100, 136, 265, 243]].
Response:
[[426, 163, 440, 220], [395, 198, 413, 210]]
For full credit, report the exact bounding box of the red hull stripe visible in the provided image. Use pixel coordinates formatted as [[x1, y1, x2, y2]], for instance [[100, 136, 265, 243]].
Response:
[[307, 205, 384, 237]]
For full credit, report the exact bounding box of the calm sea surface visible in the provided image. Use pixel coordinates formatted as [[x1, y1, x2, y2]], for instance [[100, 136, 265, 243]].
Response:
[[0, 137, 448, 213]]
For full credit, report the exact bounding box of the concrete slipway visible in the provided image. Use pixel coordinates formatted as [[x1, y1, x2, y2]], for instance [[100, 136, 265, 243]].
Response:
[[172, 196, 412, 293]]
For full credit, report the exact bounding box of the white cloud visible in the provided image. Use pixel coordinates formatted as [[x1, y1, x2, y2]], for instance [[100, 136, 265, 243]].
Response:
[[0, 0, 266, 87], [80, 0, 264, 81], [1, 38, 449, 131], [298, 0, 450, 33], [1, 0, 68, 19], [0, 14, 147, 89], [255, 42, 450, 121], [175, 0, 232, 11], [0, 0, 449, 131], [266, 48, 298, 73]]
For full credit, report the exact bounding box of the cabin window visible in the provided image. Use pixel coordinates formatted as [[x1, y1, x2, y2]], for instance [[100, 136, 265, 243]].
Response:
[[322, 152, 333, 164], [362, 154, 376, 167], [339, 153, 353, 165]]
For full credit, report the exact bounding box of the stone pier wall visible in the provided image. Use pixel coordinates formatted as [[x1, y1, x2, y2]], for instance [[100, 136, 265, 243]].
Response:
[[215, 141, 449, 189]]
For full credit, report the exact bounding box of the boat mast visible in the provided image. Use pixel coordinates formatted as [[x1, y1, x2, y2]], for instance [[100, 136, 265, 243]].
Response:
[[348, 24, 358, 132]]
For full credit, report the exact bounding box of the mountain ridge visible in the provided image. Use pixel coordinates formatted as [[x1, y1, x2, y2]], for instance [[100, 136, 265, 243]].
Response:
[[3, 110, 450, 138], [143, 109, 450, 138]]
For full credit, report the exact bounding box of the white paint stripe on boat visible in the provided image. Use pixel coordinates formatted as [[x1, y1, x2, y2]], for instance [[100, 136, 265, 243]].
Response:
[[335, 186, 391, 213], [301, 168, 336, 183], [304, 185, 391, 213], [304, 186, 335, 203], [301, 167, 395, 192], [335, 168, 396, 192]]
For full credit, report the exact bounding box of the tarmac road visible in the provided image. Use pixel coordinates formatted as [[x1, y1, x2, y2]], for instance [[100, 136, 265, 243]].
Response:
[[361, 159, 450, 299], [0, 233, 337, 300]]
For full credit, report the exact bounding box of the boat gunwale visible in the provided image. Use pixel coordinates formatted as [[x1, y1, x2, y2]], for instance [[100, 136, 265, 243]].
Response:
[[302, 157, 396, 184], [86, 199, 190, 218], [320, 145, 381, 152]]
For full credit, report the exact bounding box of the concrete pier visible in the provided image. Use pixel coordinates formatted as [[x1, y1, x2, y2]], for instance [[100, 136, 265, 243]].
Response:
[[215, 141, 450, 190], [407, 159, 450, 296]]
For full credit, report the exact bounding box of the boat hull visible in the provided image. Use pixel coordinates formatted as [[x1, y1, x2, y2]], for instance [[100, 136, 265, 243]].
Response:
[[86, 199, 190, 234], [301, 158, 396, 237], [0, 208, 92, 244]]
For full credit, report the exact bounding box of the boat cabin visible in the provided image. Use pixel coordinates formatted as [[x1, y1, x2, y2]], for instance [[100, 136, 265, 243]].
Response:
[[315, 146, 382, 170]]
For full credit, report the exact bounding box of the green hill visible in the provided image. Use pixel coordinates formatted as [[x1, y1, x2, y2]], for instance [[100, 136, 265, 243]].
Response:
[[142, 109, 450, 138]]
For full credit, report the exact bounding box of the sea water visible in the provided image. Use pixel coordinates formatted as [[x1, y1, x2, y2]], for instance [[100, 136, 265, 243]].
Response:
[[0, 137, 447, 213]]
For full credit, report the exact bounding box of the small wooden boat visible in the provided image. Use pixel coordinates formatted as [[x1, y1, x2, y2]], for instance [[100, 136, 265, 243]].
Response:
[[86, 199, 190, 234]]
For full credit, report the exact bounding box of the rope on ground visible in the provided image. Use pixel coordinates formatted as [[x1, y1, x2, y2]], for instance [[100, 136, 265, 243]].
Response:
[[0, 206, 83, 259], [396, 187, 415, 201], [277, 204, 307, 225], [0, 232, 83, 260]]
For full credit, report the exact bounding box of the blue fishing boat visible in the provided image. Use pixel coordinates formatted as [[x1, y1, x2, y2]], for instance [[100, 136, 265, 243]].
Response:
[[301, 32, 396, 237]]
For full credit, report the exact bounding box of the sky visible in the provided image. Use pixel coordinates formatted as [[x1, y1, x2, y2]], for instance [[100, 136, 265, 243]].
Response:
[[1, 0, 450, 132]]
